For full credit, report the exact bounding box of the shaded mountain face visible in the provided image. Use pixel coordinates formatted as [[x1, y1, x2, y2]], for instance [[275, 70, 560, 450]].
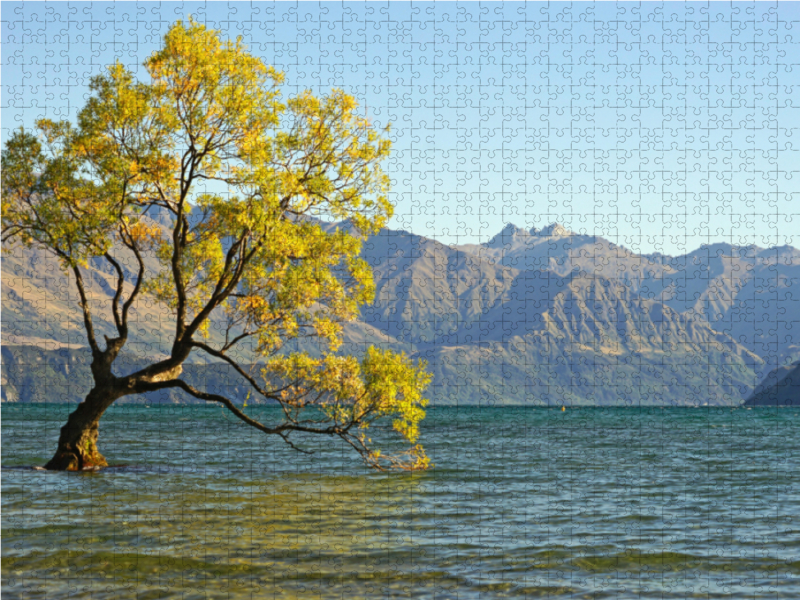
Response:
[[356, 226, 764, 405], [744, 362, 800, 406], [3, 219, 795, 406]]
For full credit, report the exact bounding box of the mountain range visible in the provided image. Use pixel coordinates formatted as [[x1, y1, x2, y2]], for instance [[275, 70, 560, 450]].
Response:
[[3, 216, 798, 406]]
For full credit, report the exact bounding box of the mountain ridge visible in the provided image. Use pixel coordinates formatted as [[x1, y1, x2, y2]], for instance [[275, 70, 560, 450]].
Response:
[[3, 218, 796, 406]]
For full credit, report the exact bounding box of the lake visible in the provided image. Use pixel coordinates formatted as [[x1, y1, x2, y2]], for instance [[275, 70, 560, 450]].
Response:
[[2, 404, 799, 599]]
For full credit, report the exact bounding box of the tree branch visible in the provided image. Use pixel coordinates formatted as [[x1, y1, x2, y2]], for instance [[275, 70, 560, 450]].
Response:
[[117, 224, 147, 328], [103, 253, 125, 334], [135, 378, 349, 439], [188, 340, 287, 401], [70, 264, 101, 355], [181, 235, 262, 342]]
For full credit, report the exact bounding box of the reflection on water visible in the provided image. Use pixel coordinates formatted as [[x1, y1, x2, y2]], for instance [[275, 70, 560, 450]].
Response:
[[3, 405, 800, 599]]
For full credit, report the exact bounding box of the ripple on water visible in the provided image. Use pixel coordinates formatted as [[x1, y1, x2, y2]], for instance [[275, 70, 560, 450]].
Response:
[[2, 406, 800, 599]]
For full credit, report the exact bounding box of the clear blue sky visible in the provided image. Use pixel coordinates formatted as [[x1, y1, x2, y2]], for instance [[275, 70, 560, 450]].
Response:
[[3, 1, 799, 255]]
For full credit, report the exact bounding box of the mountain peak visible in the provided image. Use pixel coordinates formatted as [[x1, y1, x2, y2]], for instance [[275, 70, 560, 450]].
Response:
[[502, 222, 526, 234], [486, 223, 527, 247], [535, 223, 572, 237]]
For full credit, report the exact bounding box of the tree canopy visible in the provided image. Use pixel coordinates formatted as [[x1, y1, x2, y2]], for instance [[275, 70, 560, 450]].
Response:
[[1, 18, 431, 471]]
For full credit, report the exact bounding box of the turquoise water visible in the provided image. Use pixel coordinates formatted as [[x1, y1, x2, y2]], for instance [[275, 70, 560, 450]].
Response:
[[2, 404, 800, 599]]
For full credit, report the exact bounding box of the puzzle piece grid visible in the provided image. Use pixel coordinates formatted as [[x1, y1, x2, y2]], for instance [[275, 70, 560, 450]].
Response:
[[2, 2, 800, 600]]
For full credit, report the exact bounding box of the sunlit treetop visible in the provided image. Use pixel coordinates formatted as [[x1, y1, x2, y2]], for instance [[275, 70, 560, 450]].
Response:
[[1, 18, 430, 472]]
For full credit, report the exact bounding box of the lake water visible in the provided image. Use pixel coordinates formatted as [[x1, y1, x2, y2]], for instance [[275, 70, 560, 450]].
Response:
[[2, 404, 800, 599]]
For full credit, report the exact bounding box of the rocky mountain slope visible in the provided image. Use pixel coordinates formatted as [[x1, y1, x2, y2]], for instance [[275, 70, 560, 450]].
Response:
[[457, 224, 800, 369], [3, 216, 797, 406]]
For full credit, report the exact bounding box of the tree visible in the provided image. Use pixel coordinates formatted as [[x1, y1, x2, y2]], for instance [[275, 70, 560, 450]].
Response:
[[1, 19, 431, 472]]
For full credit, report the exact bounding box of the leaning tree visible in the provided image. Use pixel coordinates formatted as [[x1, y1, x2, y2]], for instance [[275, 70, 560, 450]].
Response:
[[1, 19, 430, 471]]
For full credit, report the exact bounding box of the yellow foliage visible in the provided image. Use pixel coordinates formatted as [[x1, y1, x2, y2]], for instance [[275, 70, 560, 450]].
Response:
[[1, 17, 430, 472], [265, 347, 431, 470], [127, 221, 162, 248]]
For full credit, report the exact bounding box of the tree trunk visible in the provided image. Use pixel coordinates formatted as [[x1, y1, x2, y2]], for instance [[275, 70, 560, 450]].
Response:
[[45, 385, 124, 471]]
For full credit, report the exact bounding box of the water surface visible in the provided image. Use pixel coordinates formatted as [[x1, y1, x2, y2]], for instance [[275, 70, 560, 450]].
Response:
[[3, 405, 799, 599]]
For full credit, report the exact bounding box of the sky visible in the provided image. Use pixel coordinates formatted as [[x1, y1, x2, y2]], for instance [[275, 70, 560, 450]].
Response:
[[3, 1, 800, 255]]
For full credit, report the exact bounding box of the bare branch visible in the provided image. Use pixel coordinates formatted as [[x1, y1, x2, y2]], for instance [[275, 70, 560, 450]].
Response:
[[70, 265, 101, 355], [136, 378, 341, 438], [188, 340, 282, 401], [277, 432, 314, 455], [103, 253, 125, 333], [117, 223, 147, 328]]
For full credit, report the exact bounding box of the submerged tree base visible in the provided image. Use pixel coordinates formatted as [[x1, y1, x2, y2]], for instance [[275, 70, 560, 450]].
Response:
[[44, 385, 118, 471], [45, 448, 107, 471], [45, 425, 108, 470]]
